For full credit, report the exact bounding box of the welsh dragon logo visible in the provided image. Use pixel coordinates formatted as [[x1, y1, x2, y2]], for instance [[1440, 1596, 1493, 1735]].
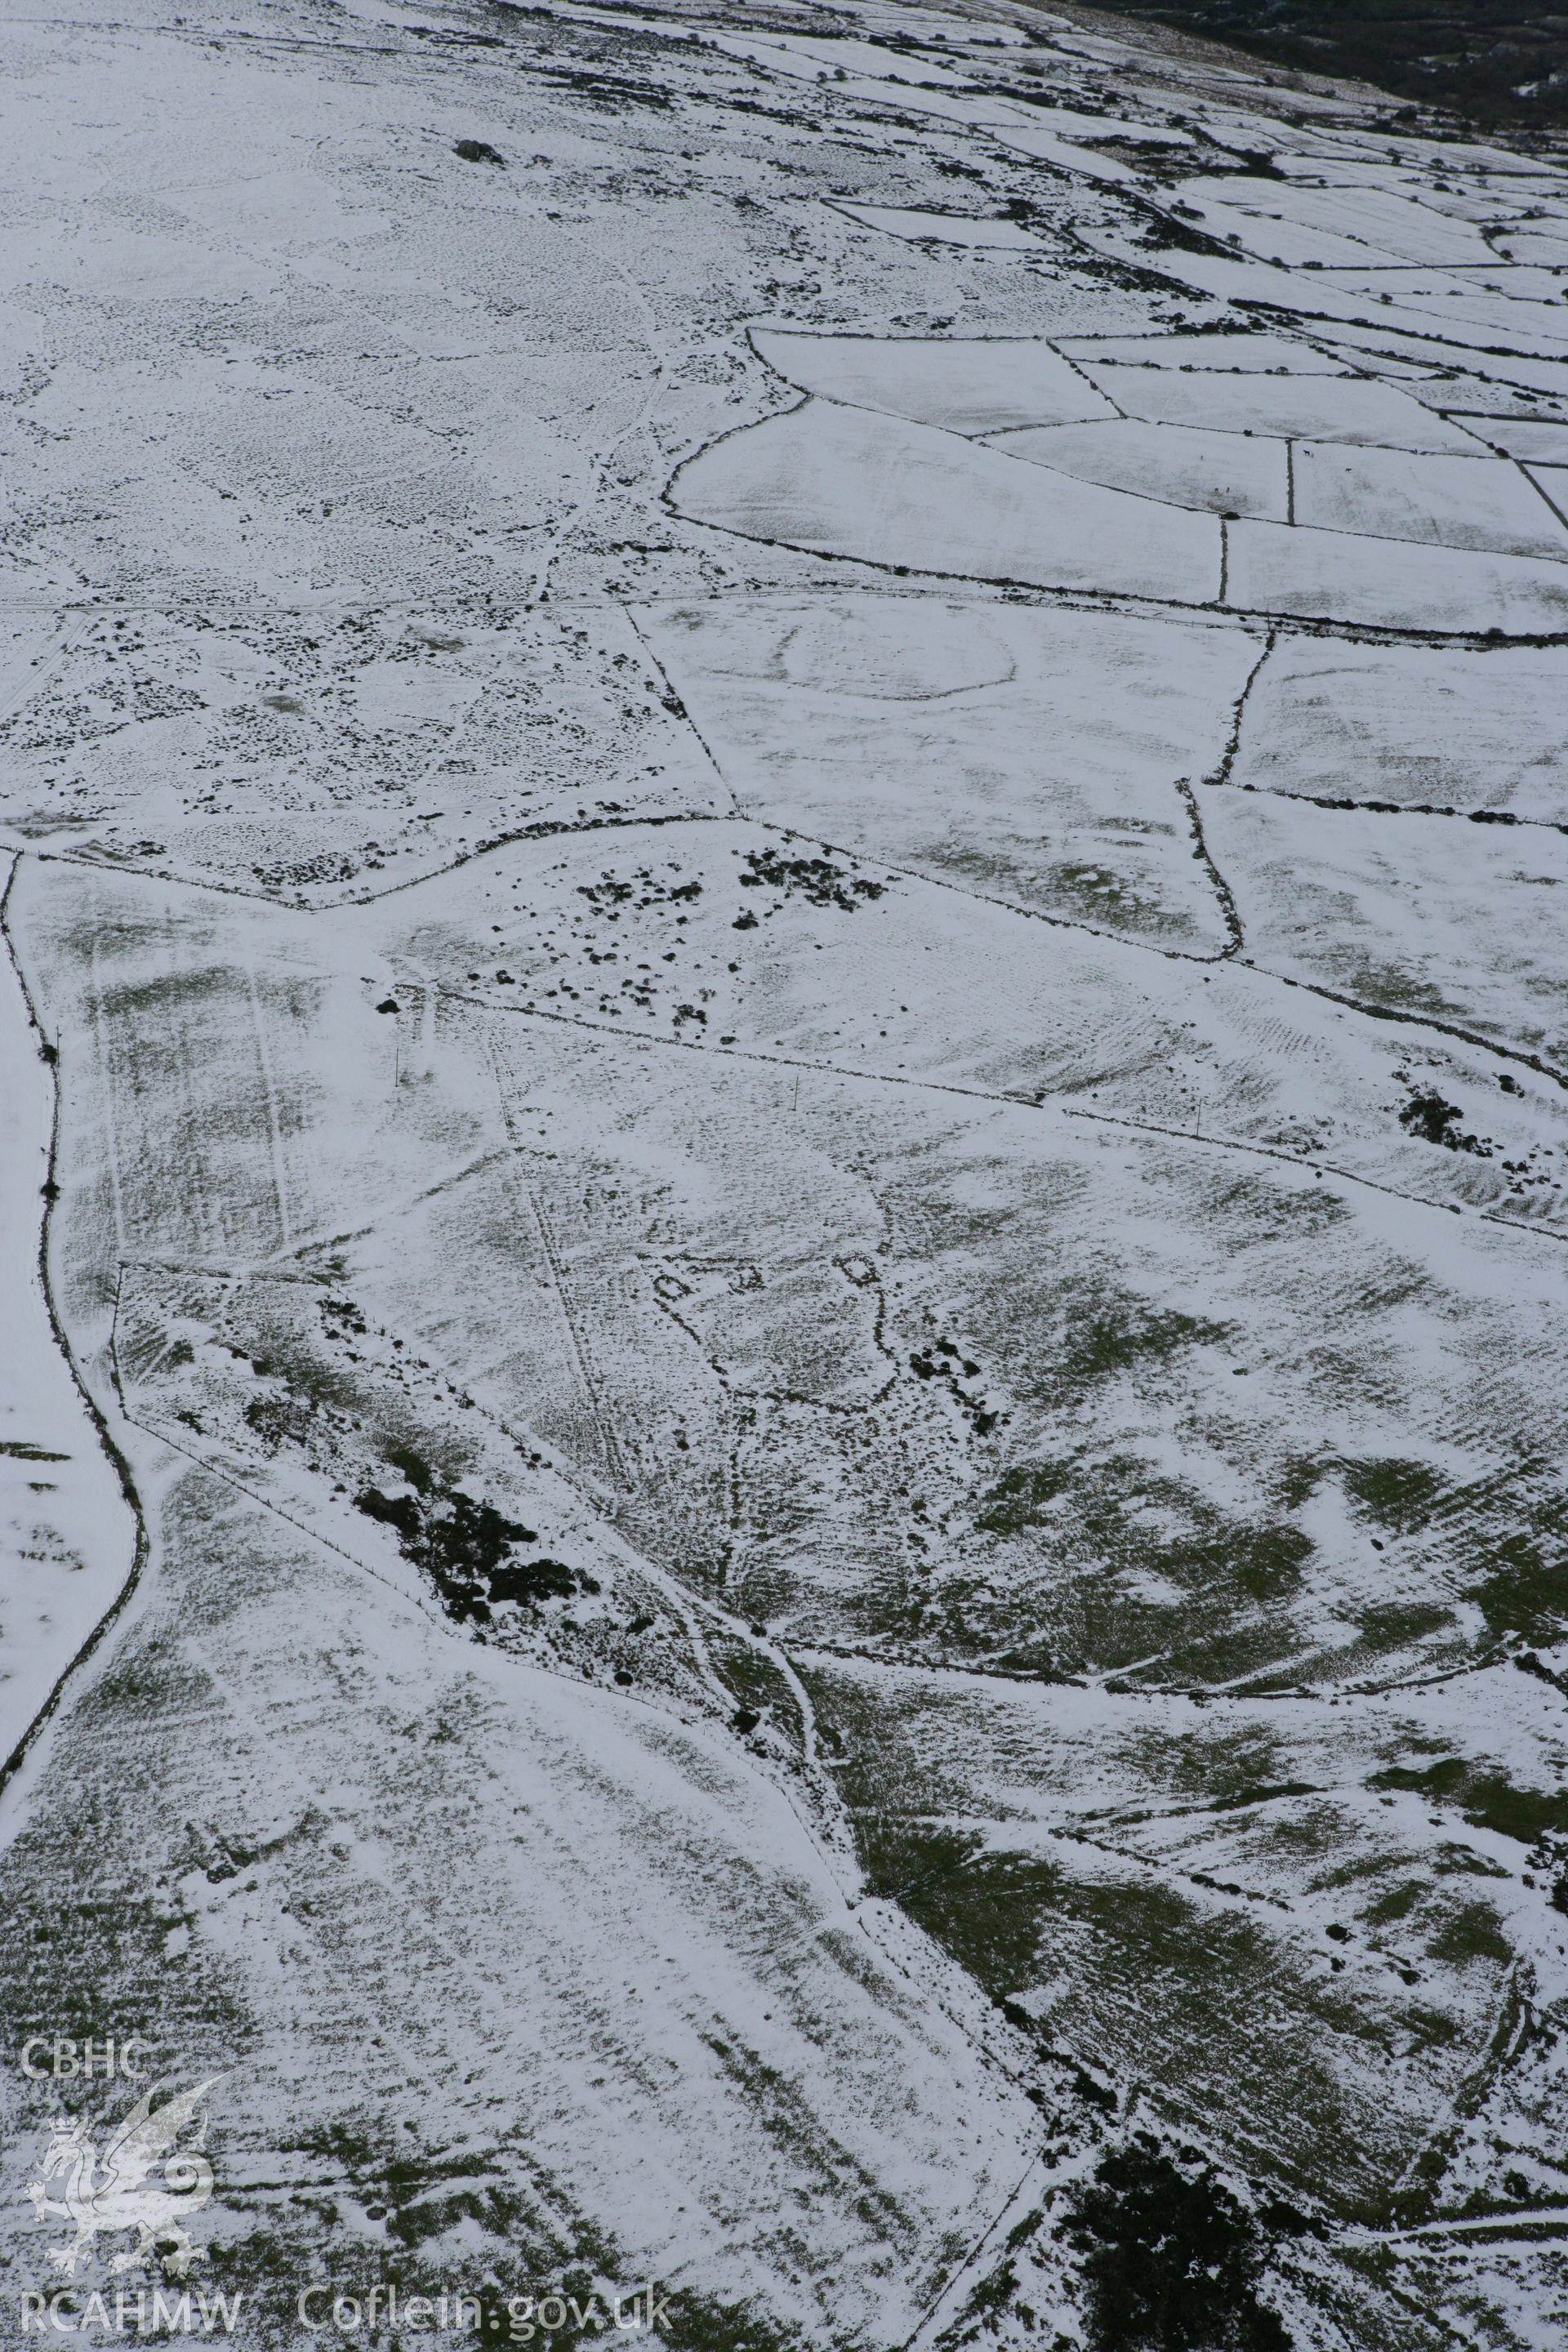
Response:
[[27, 2079, 219, 2278]]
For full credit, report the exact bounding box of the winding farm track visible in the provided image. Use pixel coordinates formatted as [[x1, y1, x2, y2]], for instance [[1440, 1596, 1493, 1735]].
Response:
[[0, 857, 145, 1810]]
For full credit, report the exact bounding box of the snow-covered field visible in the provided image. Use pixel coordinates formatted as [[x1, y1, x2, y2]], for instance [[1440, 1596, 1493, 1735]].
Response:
[[2, 0, 1567, 2345]]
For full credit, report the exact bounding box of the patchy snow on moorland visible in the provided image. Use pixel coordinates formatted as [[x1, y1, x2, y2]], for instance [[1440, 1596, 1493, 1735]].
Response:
[[2, 0, 1568, 2345]]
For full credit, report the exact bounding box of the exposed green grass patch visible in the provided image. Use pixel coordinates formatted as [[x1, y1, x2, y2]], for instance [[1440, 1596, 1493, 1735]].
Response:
[[856, 1823, 1058, 1991], [1425, 1901, 1512, 1969], [1367, 1757, 1568, 1847]]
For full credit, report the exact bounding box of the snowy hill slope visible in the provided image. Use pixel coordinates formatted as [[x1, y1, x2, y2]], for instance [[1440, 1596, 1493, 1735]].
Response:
[[2, 2, 1568, 2345]]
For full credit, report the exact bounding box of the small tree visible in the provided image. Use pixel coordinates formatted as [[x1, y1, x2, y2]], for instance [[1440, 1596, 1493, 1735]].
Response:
[[1065, 2136, 1290, 2351]]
